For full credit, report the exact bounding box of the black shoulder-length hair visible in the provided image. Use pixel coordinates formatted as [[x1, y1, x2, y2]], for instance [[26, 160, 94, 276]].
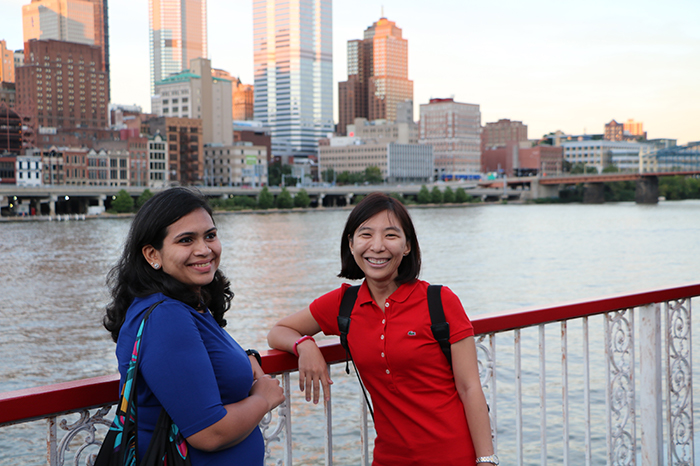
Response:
[[103, 187, 233, 342], [338, 192, 421, 284]]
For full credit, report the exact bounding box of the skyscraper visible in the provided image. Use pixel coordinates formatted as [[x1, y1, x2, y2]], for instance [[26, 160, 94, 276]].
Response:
[[22, 0, 109, 74], [149, 0, 207, 96], [253, 0, 333, 159], [338, 17, 413, 135]]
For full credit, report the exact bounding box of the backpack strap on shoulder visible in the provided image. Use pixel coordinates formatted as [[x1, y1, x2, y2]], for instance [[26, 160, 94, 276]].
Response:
[[338, 285, 360, 374], [427, 285, 452, 367]]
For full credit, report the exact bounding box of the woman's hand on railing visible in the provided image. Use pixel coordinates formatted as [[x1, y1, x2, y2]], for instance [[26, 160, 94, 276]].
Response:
[[297, 341, 333, 404], [250, 374, 285, 412]]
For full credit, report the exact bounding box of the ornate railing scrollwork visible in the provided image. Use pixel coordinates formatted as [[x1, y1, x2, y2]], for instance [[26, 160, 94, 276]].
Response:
[[51, 404, 113, 466], [666, 299, 694, 465], [476, 333, 497, 444], [260, 373, 291, 466], [605, 309, 636, 466]]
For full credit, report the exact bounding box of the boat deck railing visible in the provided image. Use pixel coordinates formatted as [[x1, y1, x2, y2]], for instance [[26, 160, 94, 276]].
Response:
[[1, 283, 698, 465]]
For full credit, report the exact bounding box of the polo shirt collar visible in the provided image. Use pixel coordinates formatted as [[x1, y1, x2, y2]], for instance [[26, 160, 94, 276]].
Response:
[[357, 279, 420, 305]]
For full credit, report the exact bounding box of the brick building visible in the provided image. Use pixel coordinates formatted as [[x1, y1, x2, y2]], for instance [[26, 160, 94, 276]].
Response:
[[0, 104, 23, 152], [481, 119, 528, 151], [481, 142, 563, 176], [15, 40, 108, 134], [144, 116, 203, 185]]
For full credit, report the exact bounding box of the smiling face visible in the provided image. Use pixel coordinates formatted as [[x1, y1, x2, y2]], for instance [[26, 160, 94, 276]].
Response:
[[350, 210, 411, 291], [142, 208, 221, 292]]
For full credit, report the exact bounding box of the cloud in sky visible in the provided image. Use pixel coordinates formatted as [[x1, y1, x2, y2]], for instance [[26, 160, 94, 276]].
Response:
[[3, 0, 698, 144]]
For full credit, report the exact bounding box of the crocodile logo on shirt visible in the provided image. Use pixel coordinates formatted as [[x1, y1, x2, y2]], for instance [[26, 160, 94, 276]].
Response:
[[407, 331, 416, 336]]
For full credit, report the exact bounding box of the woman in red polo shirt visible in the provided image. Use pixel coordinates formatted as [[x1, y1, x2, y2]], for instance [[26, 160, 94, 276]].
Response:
[[267, 192, 497, 466]]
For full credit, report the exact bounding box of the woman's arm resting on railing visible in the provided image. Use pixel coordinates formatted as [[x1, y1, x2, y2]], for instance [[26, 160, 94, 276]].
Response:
[[452, 337, 495, 460], [267, 307, 333, 404], [186, 374, 285, 452]]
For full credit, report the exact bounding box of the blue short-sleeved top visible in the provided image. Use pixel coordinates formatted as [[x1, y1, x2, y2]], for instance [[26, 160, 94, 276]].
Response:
[[116, 293, 264, 465]]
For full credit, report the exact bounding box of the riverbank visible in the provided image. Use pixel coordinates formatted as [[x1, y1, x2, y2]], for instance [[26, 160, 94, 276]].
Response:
[[0, 199, 518, 222]]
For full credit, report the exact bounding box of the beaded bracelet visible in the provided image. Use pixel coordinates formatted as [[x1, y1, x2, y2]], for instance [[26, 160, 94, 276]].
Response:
[[293, 335, 316, 357]]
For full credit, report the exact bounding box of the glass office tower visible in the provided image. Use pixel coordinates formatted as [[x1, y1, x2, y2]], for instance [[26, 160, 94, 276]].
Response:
[[253, 0, 333, 158], [149, 0, 207, 96], [337, 17, 413, 135]]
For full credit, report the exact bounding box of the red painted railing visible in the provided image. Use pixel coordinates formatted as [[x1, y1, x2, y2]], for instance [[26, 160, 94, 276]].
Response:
[[2, 282, 699, 428]]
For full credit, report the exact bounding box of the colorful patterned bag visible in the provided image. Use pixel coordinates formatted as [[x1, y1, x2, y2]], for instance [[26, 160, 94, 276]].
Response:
[[95, 301, 191, 466]]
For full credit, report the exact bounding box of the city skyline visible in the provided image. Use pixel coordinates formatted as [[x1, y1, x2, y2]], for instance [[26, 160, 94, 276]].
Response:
[[1, 0, 698, 145]]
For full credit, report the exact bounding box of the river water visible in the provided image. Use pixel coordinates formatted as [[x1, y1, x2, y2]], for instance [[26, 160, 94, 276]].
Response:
[[1, 200, 699, 464]]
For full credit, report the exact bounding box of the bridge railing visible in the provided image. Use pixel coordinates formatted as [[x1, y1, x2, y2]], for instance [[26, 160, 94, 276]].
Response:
[[1, 283, 698, 465]]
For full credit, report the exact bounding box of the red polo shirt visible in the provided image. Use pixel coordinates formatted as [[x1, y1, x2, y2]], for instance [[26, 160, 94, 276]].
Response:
[[310, 280, 476, 465]]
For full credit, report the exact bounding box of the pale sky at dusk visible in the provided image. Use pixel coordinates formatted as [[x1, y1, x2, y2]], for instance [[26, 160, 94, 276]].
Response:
[[2, 0, 698, 144]]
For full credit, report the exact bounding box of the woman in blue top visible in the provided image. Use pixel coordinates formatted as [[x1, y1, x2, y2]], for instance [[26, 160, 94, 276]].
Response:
[[104, 187, 284, 465]]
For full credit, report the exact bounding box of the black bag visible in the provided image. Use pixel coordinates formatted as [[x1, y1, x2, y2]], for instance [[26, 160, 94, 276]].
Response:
[[95, 301, 191, 466]]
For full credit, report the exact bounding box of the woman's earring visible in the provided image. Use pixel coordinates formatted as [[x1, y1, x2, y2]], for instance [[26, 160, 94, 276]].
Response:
[[153, 263, 160, 270]]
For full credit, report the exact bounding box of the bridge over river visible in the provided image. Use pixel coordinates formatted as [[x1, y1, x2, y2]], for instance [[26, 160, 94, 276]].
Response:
[[479, 169, 700, 204], [0, 182, 522, 217]]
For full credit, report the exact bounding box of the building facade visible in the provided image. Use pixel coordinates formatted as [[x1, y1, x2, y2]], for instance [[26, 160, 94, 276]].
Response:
[[604, 119, 624, 141], [149, 0, 207, 95], [126, 136, 148, 186], [338, 17, 413, 135], [16, 154, 43, 186], [22, 0, 109, 87], [346, 117, 418, 144], [211, 69, 254, 121], [0, 104, 23, 152], [604, 119, 646, 142], [232, 78, 253, 121], [1, 40, 15, 83], [253, 0, 333, 159], [318, 137, 432, 183], [23, 0, 96, 46], [481, 142, 563, 176], [15, 40, 108, 131], [419, 98, 481, 177], [624, 119, 643, 137], [204, 143, 268, 187], [148, 133, 167, 187], [233, 120, 272, 164], [0, 83, 16, 108], [481, 118, 528, 150], [62, 146, 89, 184], [0, 156, 16, 184], [562, 140, 650, 172], [151, 58, 232, 146], [145, 116, 203, 185]]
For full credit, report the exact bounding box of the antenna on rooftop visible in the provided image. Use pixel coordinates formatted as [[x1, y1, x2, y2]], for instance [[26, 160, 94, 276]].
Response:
[[381, 5, 384, 17]]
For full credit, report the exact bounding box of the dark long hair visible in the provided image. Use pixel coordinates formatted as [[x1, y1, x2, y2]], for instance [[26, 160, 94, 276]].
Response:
[[103, 187, 233, 342], [338, 192, 421, 284]]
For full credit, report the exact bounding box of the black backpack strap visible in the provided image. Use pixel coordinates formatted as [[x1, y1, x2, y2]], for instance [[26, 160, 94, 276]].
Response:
[[427, 285, 452, 367], [338, 285, 360, 374], [336, 285, 374, 421]]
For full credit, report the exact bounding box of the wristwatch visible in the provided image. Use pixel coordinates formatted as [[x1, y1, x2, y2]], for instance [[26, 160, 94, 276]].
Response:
[[476, 454, 499, 465], [246, 348, 262, 366]]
